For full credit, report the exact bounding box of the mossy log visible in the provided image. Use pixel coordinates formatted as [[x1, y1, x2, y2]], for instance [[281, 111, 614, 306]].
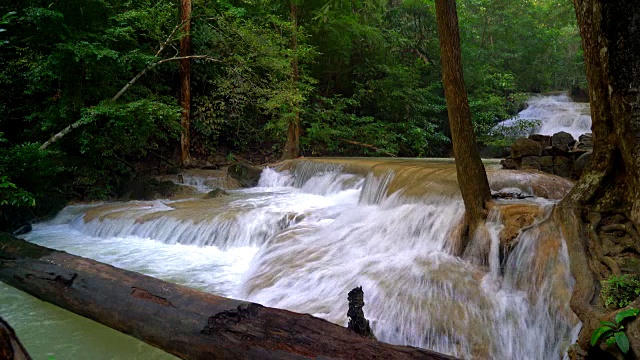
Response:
[[0, 233, 455, 360]]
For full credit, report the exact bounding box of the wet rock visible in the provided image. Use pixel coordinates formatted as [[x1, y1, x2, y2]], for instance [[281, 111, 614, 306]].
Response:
[[553, 156, 573, 178], [551, 131, 575, 153], [347, 287, 376, 340], [228, 162, 263, 188], [521, 156, 541, 170], [278, 213, 306, 229], [573, 151, 592, 178], [497, 203, 545, 253], [500, 158, 517, 170], [528, 134, 551, 148], [203, 188, 229, 199], [511, 138, 543, 158]]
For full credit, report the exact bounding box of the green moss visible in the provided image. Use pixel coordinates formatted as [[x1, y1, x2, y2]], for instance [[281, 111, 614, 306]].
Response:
[[601, 274, 640, 309]]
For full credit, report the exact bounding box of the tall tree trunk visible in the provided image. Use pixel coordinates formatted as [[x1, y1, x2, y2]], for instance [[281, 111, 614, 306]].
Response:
[[435, 0, 492, 252], [179, 0, 192, 166], [558, 0, 640, 356], [281, 1, 301, 161]]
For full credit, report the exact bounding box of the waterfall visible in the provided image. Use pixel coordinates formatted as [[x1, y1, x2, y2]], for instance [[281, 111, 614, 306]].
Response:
[[6, 159, 580, 359], [496, 94, 591, 139]]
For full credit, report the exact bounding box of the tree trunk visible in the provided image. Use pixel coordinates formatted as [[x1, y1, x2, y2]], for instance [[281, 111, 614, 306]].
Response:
[[435, 0, 492, 252], [179, 0, 192, 166], [0, 234, 455, 360], [558, 0, 640, 356], [281, 1, 301, 161], [0, 317, 32, 360]]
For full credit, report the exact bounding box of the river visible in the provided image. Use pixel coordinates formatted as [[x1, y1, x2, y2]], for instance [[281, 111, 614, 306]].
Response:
[[1, 156, 580, 359]]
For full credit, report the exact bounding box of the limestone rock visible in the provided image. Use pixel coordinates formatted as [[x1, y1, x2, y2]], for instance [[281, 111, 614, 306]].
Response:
[[203, 188, 229, 199], [500, 158, 518, 170], [528, 134, 551, 148], [551, 131, 575, 153], [553, 156, 573, 178], [573, 133, 593, 151], [521, 156, 541, 170], [228, 162, 263, 187], [573, 151, 592, 178], [539, 156, 554, 173], [511, 138, 543, 158]]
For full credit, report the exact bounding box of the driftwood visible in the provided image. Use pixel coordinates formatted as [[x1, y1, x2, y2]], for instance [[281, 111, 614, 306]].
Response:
[[0, 317, 32, 360], [0, 233, 455, 360]]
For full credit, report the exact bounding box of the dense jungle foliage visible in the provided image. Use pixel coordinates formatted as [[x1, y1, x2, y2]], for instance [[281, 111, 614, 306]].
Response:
[[0, 0, 583, 228]]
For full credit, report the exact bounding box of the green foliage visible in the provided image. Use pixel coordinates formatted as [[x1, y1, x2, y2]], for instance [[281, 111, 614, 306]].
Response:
[[602, 275, 640, 309], [0, 0, 585, 208], [591, 308, 638, 354]]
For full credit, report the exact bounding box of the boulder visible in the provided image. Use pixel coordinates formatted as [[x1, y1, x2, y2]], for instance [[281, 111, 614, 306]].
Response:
[[539, 156, 554, 174], [528, 134, 551, 148], [574, 151, 592, 178], [500, 158, 518, 170], [553, 156, 573, 178], [551, 131, 575, 153], [511, 138, 543, 158], [521, 156, 541, 170], [203, 188, 229, 199], [228, 162, 263, 187], [573, 133, 593, 151], [119, 177, 180, 201], [542, 146, 554, 156]]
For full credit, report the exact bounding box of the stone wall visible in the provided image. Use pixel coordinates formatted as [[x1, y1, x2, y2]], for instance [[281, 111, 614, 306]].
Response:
[[500, 131, 592, 180]]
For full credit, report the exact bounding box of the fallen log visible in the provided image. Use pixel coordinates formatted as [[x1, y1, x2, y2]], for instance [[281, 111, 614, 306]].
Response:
[[0, 233, 455, 360], [0, 317, 32, 360]]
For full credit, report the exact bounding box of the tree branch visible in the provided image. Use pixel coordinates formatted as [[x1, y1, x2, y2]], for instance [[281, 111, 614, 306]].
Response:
[[39, 55, 224, 150]]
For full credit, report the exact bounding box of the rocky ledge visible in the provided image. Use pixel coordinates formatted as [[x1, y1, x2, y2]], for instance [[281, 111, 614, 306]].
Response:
[[500, 131, 592, 180]]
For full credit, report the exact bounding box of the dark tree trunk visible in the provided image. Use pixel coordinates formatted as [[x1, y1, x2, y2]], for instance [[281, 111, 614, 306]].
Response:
[[179, 0, 192, 166], [0, 317, 32, 360], [435, 0, 492, 251], [558, 0, 640, 357], [281, 1, 301, 161], [0, 234, 455, 360]]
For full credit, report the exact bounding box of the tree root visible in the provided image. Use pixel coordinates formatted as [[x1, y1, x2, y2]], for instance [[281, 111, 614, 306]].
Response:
[[588, 212, 621, 276]]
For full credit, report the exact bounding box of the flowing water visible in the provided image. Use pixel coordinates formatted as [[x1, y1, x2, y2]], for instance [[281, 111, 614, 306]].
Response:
[[0, 159, 580, 359], [496, 94, 591, 139]]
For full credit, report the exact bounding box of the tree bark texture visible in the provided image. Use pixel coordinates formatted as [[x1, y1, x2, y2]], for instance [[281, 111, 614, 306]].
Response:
[[179, 0, 192, 166], [557, 0, 640, 356], [0, 234, 456, 360], [435, 0, 492, 250], [0, 317, 32, 360], [281, 1, 301, 161]]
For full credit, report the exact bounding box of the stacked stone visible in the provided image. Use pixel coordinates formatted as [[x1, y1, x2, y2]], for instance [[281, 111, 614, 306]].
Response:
[[500, 131, 593, 180]]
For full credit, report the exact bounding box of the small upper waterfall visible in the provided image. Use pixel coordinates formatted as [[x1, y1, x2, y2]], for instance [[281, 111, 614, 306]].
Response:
[[4, 159, 580, 359], [497, 94, 591, 139]]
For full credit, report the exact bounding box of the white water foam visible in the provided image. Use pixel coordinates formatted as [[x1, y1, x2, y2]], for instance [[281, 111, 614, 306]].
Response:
[[5, 161, 579, 359], [497, 94, 591, 139]]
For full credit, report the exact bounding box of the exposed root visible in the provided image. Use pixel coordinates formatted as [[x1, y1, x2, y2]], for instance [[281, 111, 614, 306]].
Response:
[[588, 212, 621, 276]]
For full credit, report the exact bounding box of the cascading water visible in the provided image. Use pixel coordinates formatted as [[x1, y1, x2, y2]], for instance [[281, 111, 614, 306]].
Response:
[[0, 159, 580, 359], [496, 94, 591, 139]]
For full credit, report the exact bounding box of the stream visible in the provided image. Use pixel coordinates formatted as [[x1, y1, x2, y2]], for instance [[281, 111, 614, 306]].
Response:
[[0, 95, 590, 359]]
